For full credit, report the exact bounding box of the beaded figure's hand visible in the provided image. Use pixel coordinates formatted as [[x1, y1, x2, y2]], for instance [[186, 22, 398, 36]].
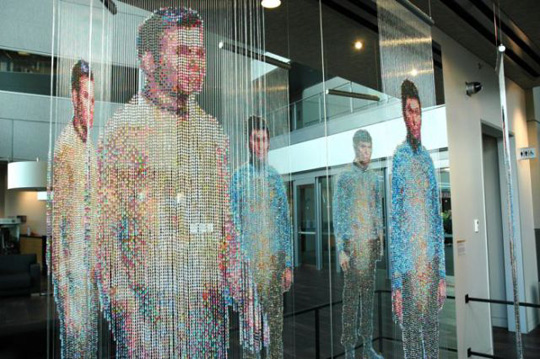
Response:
[[339, 251, 350, 271], [282, 267, 293, 292], [378, 234, 384, 259], [392, 289, 403, 323], [438, 279, 446, 310]]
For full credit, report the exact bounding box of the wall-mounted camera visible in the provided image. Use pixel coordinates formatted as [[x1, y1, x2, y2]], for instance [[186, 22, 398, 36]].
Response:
[[466, 82, 483, 96]]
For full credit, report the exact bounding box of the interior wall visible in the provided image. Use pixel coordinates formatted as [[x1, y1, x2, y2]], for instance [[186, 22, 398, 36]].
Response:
[[0, 0, 148, 65], [0, 163, 6, 218], [435, 20, 540, 355], [434, 26, 498, 356], [4, 190, 46, 236], [506, 80, 540, 330], [0, 0, 53, 55], [527, 118, 540, 229], [526, 88, 540, 282], [0, 91, 120, 161]]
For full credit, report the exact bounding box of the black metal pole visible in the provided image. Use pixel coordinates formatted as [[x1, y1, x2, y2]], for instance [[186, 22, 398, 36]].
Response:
[[468, 348, 507, 359], [378, 290, 383, 353], [315, 308, 321, 359], [466, 295, 540, 308]]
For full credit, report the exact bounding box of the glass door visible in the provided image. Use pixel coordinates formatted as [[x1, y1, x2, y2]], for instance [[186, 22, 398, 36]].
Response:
[[294, 178, 322, 269]]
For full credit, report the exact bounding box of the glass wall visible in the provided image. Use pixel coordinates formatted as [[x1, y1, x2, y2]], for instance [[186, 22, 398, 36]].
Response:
[[0, 0, 458, 358]]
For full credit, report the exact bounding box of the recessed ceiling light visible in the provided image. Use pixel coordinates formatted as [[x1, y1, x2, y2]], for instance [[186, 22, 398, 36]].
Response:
[[262, 0, 281, 9], [354, 40, 363, 50], [410, 68, 418, 77]]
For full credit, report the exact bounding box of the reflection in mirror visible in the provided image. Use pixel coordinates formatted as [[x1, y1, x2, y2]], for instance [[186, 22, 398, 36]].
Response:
[[333, 129, 384, 359], [230, 116, 293, 358]]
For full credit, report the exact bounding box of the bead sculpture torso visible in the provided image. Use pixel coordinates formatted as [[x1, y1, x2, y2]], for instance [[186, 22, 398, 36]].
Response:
[[50, 123, 98, 358], [97, 95, 233, 358]]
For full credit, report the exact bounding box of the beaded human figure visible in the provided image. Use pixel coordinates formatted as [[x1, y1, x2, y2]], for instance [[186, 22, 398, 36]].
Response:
[[230, 116, 293, 359], [390, 79, 446, 359], [334, 129, 384, 359], [50, 59, 98, 359], [96, 8, 240, 358]]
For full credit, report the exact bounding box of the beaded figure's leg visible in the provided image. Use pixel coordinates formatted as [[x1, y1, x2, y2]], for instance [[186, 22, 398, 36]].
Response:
[[342, 258, 361, 358], [243, 266, 266, 359], [401, 275, 423, 359], [243, 349, 260, 359], [266, 269, 284, 359], [424, 266, 440, 359], [360, 241, 383, 359]]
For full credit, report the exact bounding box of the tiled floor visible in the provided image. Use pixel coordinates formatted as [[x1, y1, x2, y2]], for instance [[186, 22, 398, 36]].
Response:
[[0, 266, 537, 358]]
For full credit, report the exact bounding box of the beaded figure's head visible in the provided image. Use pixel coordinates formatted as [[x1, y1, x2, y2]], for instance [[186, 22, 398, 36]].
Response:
[[138, 7, 205, 96], [352, 129, 372, 167], [401, 79, 422, 143], [71, 59, 94, 142], [247, 116, 270, 162]]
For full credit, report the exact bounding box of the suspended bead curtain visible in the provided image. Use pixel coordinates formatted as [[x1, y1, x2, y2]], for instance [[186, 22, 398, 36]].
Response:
[[377, 0, 436, 108], [47, 1, 292, 357]]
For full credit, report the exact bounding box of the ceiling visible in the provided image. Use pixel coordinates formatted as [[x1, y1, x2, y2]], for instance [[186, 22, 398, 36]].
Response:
[[409, 0, 540, 89], [498, 0, 540, 50], [316, 0, 540, 89], [118, 0, 540, 90]]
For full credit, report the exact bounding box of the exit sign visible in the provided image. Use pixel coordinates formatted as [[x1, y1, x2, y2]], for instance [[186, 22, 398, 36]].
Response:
[[518, 147, 537, 160]]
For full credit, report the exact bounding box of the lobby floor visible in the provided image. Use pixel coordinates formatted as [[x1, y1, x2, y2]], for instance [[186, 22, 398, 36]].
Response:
[[0, 266, 537, 358]]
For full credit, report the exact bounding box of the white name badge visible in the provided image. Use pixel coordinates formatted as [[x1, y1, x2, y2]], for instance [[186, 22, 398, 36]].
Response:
[[176, 192, 185, 204], [189, 223, 214, 234]]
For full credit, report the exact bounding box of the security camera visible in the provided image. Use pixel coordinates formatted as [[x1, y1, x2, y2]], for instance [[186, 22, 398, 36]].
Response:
[[466, 82, 483, 96]]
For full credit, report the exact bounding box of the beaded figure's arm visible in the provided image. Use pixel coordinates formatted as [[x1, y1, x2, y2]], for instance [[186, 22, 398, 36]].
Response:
[[374, 174, 384, 256], [218, 145, 242, 305], [390, 155, 405, 292], [50, 145, 72, 277], [229, 169, 243, 247], [275, 173, 293, 269], [333, 174, 351, 254], [87, 147, 99, 286], [228, 164, 266, 350], [95, 132, 120, 322], [428, 158, 446, 283]]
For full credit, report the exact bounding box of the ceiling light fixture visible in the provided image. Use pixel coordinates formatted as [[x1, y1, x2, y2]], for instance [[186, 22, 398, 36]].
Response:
[[354, 41, 363, 50], [261, 0, 281, 9], [410, 68, 419, 77]]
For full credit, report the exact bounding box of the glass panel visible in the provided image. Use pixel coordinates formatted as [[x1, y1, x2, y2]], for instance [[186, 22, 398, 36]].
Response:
[[319, 0, 456, 358], [295, 94, 322, 130], [0, 0, 465, 358], [265, 0, 330, 357]]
